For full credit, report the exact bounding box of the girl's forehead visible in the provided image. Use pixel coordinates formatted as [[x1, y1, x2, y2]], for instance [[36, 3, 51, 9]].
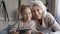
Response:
[[23, 8, 31, 13]]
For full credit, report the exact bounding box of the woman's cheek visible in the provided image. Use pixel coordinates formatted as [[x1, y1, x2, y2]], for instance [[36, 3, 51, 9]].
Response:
[[32, 13, 35, 17]]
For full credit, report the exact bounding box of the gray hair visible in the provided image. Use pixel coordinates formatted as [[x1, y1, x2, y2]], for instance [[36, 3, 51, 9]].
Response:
[[29, 1, 47, 17]]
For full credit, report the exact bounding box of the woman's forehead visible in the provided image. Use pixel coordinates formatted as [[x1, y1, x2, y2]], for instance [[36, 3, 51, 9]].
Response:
[[31, 6, 41, 10]]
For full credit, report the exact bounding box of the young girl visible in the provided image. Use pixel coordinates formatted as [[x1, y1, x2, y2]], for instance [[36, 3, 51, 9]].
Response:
[[9, 5, 36, 34]]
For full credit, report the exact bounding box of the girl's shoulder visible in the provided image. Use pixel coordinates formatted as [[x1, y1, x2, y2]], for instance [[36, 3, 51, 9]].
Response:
[[29, 20, 36, 25], [19, 18, 23, 23], [30, 20, 35, 23]]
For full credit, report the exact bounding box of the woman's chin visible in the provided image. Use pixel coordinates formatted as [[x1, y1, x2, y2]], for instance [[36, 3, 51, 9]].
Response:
[[36, 17, 42, 20]]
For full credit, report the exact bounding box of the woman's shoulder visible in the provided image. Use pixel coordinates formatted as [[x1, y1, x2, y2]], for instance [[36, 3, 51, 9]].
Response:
[[44, 12, 54, 19], [46, 12, 53, 17]]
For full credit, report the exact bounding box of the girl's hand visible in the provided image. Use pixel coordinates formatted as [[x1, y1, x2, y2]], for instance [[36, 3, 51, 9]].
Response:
[[34, 31, 44, 34], [49, 32, 54, 34], [39, 32, 44, 34], [9, 31, 19, 34], [13, 29, 17, 32], [25, 30, 32, 34]]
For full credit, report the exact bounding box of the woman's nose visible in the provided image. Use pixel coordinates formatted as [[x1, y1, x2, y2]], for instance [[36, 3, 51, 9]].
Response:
[[35, 11, 38, 15]]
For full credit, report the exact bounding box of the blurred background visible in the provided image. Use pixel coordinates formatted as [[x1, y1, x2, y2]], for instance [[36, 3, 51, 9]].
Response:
[[0, 0, 60, 31]]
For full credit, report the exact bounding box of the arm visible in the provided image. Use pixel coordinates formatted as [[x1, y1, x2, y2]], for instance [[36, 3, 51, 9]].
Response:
[[47, 12, 60, 32], [31, 21, 45, 34]]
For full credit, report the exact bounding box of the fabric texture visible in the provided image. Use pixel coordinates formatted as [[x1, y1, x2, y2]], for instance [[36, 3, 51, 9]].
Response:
[[10, 20, 37, 32], [33, 12, 60, 32]]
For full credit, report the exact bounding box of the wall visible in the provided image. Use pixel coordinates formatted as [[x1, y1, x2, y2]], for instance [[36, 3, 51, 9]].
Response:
[[55, 0, 60, 24], [0, 0, 46, 20], [0, 0, 18, 20], [21, 0, 46, 5]]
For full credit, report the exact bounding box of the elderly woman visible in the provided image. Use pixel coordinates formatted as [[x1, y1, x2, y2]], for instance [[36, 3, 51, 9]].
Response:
[[29, 1, 60, 34]]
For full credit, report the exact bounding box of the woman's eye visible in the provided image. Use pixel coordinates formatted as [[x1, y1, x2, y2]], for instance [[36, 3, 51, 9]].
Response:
[[37, 9, 39, 11]]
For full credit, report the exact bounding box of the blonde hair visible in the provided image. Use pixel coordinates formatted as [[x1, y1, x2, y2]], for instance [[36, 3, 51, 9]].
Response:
[[20, 5, 29, 14], [29, 1, 47, 17]]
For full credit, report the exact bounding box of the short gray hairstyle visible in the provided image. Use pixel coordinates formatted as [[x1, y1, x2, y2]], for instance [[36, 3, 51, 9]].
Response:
[[29, 1, 47, 17]]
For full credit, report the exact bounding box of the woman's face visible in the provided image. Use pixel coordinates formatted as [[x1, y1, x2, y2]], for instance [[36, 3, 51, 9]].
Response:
[[22, 7, 32, 21], [31, 6, 42, 20]]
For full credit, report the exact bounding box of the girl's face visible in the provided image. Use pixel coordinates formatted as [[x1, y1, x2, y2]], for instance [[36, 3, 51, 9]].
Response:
[[31, 6, 42, 20], [22, 7, 32, 21]]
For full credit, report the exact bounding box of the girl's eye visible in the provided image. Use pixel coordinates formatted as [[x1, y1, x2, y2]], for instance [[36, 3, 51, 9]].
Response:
[[33, 10, 35, 12], [29, 12, 31, 14], [24, 14, 27, 17]]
